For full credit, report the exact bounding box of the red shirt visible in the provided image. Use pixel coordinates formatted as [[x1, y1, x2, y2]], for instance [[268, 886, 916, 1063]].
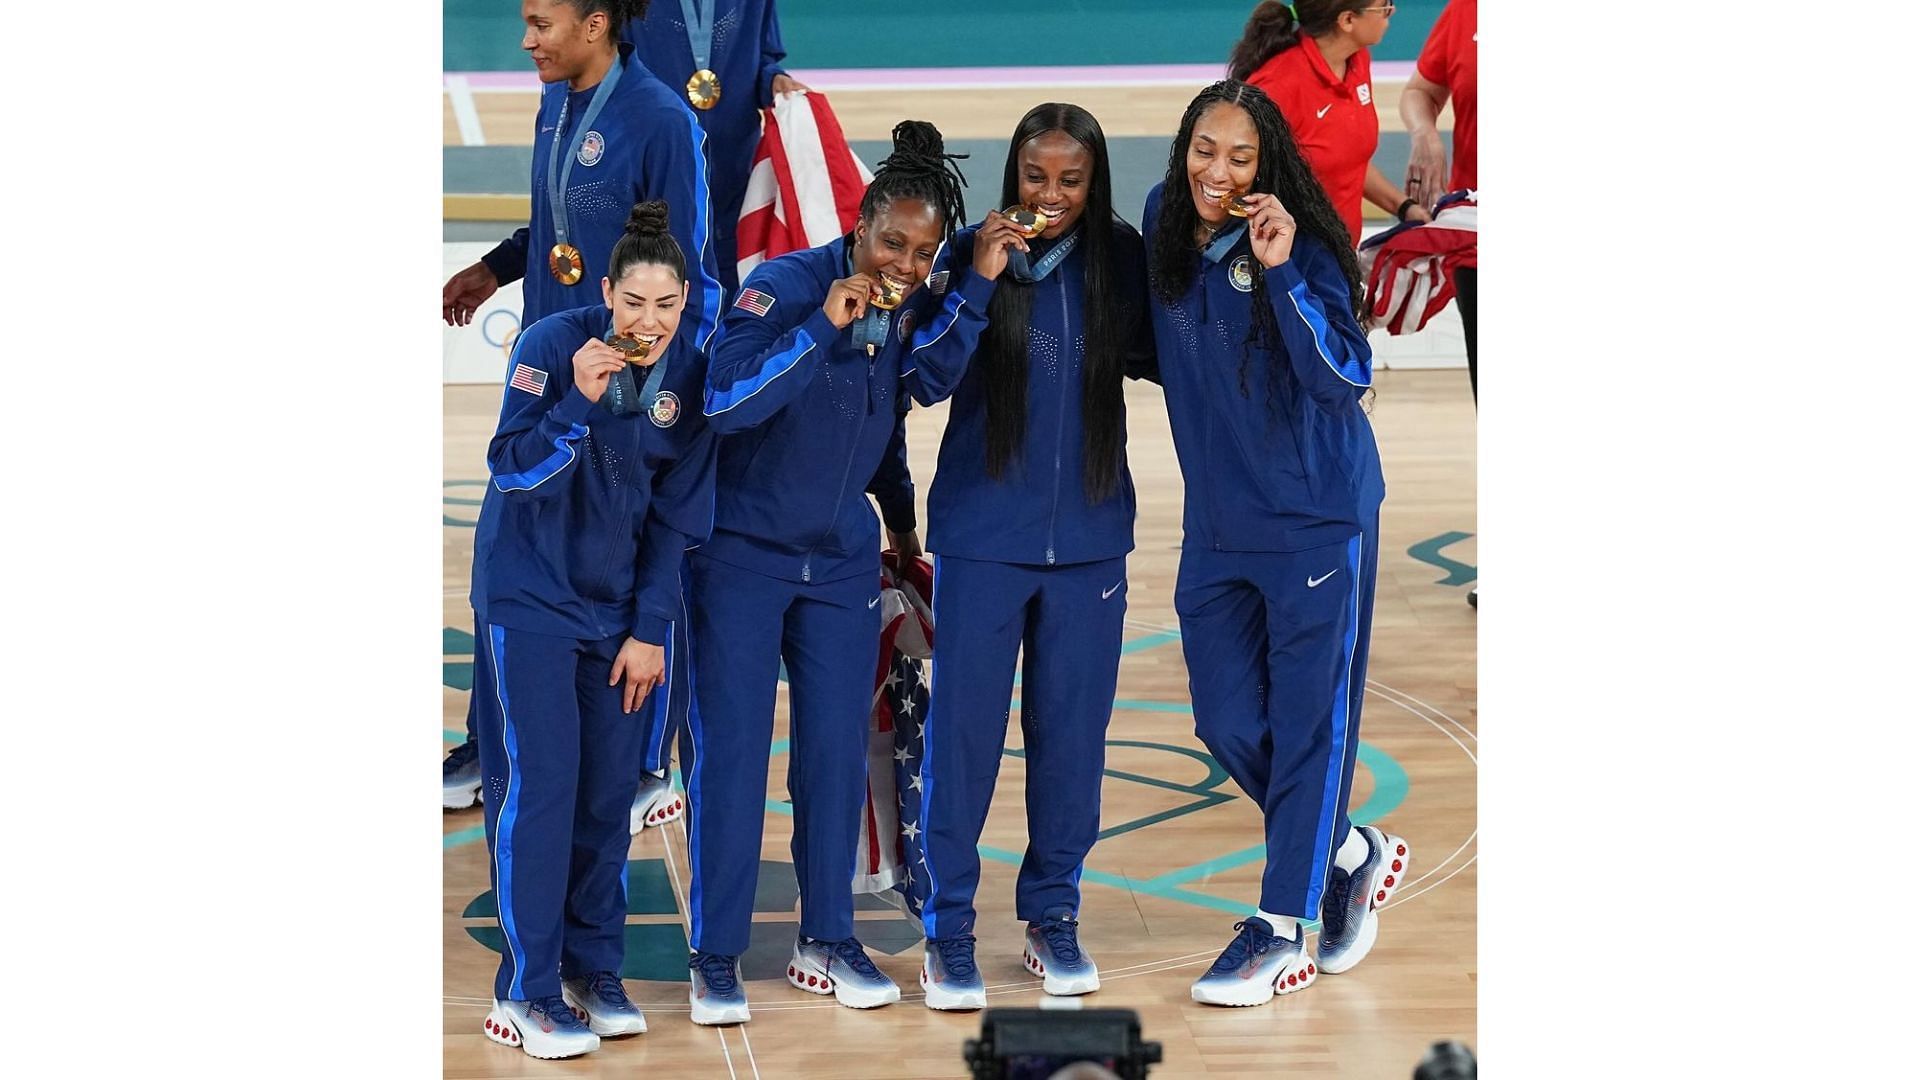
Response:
[[1246, 36, 1378, 246], [1416, 0, 1477, 192]]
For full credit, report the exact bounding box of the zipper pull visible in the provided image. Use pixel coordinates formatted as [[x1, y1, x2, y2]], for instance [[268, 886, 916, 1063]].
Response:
[[866, 343, 876, 358]]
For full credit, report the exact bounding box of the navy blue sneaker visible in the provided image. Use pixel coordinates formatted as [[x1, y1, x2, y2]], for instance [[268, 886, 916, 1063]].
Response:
[[1315, 826, 1410, 974], [920, 934, 986, 1011], [1023, 907, 1100, 996], [561, 970, 647, 1036], [689, 951, 750, 1025], [1190, 918, 1316, 1007], [443, 739, 480, 810], [789, 934, 901, 1008]]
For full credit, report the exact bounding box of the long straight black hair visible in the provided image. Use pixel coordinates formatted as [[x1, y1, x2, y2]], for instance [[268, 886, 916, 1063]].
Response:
[[979, 103, 1125, 504]]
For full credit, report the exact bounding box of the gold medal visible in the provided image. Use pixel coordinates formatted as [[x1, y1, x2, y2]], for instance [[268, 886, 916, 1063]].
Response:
[[1004, 205, 1051, 239], [607, 331, 655, 364], [686, 69, 721, 110], [868, 274, 909, 311], [1223, 192, 1254, 218], [548, 243, 584, 285]]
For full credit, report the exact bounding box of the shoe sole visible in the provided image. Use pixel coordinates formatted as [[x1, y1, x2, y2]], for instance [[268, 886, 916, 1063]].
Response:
[[483, 1004, 599, 1058], [1316, 831, 1410, 975], [1189, 950, 1318, 1007], [688, 996, 750, 1025], [788, 951, 900, 1008], [561, 985, 648, 1036], [629, 788, 685, 834], [919, 966, 986, 1011], [444, 782, 481, 811], [1022, 943, 1101, 996]]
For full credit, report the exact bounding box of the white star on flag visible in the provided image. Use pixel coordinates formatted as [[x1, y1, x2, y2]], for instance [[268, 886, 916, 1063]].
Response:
[[894, 745, 911, 763], [909, 773, 924, 791], [901, 821, 920, 840]]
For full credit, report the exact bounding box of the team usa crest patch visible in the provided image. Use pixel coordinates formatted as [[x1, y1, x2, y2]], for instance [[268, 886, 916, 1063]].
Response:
[[898, 308, 916, 342], [577, 131, 605, 167], [733, 288, 775, 317], [508, 363, 549, 395], [649, 390, 681, 428], [1229, 256, 1255, 293]]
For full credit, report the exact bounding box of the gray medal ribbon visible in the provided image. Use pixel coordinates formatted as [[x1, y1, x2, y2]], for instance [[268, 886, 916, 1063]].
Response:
[[1200, 222, 1248, 264], [1005, 224, 1083, 284], [679, 0, 716, 71], [545, 56, 625, 248]]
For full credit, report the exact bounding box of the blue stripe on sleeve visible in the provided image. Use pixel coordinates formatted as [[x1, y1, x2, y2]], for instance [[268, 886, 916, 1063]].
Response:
[[1286, 281, 1371, 387], [492, 423, 590, 492], [702, 331, 816, 416]]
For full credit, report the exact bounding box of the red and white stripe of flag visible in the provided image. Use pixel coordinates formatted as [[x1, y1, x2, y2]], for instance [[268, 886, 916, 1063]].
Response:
[[737, 91, 873, 278]]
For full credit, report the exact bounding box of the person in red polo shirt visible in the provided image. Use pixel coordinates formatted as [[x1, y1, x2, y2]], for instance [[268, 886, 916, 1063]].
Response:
[[1231, 1, 1429, 247], [1403, 0, 1477, 399]]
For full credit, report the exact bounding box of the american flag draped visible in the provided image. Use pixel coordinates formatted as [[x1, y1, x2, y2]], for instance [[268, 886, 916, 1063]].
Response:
[[853, 552, 935, 916], [1358, 188, 1478, 335]]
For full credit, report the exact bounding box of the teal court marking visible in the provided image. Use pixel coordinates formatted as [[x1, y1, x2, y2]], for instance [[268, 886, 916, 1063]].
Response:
[[443, 624, 1419, 922], [445, 479, 485, 528], [1408, 530, 1477, 586]]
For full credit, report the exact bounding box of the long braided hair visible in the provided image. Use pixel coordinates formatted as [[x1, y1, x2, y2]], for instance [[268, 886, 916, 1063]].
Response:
[[978, 104, 1126, 504], [858, 120, 969, 241], [1148, 80, 1364, 402]]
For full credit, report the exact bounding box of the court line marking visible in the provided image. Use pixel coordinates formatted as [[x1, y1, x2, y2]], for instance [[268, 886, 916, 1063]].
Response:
[[660, 819, 746, 1077], [445, 74, 486, 147]]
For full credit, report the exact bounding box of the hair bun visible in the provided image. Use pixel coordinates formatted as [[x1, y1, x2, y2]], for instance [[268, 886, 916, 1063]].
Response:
[[627, 199, 671, 237], [889, 120, 947, 162]]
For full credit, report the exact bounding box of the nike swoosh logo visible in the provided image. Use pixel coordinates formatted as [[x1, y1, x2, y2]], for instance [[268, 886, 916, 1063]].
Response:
[[1316, 104, 1332, 119], [1102, 581, 1124, 600], [868, 596, 881, 609], [1308, 570, 1339, 588]]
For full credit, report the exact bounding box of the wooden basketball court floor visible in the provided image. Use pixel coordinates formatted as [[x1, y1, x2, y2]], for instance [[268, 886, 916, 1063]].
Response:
[[441, 366, 1477, 1078]]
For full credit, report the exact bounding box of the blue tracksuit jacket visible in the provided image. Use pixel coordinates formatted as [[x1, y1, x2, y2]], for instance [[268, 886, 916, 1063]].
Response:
[[624, 0, 788, 293], [914, 216, 1153, 565], [1139, 182, 1384, 550], [471, 305, 719, 646], [481, 44, 725, 348], [699, 235, 990, 583]]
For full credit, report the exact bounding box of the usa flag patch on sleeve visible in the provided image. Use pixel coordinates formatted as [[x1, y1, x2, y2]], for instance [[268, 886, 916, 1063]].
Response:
[[733, 288, 775, 317], [508, 363, 549, 395], [928, 270, 950, 295]]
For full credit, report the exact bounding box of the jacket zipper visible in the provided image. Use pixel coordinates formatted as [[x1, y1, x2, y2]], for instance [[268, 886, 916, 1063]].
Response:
[[586, 419, 642, 634], [802, 353, 866, 583], [1045, 275, 1069, 566]]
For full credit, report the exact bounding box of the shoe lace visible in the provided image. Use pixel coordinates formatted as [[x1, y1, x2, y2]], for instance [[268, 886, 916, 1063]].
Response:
[[1208, 920, 1276, 974], [1032, 917, 1083, 964], [932, 934, 979, 978], [585, 971, 629, 1006], [828, 938, 884, 979], [691, 952, 740, 995], [1321, 867, 1352, 937], [529, 994, 584, 1029], [444, 739, 478, 772]]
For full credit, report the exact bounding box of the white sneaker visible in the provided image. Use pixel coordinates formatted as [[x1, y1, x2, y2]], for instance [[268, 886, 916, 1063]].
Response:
[[484, 996, 600, 1058]]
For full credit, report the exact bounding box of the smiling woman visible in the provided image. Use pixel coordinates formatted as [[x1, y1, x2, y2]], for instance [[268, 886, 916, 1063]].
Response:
[[464, 195, 720, 1060]]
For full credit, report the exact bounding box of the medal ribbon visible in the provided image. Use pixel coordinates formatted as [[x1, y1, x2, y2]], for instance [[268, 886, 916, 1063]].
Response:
[[678, 0, 717, 73], [546, 56, 625, 250], [1200, 222, 1248, 264], [1004, 224, 1083, 284]]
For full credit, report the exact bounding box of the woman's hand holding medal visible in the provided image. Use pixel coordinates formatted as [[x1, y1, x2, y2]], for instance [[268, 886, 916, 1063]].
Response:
[[572, 338, 629, 403], [824, 273, 874, 330], [1242, 193, 1298, 270], [972, 210, 1034, 282]]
